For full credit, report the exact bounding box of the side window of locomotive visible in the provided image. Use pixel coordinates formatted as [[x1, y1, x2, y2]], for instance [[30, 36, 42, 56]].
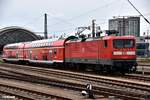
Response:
[[104, 40, 108, 48]]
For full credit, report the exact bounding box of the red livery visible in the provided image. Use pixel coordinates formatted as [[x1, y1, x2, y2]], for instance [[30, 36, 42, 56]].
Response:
[[2, 34, 137, 74]]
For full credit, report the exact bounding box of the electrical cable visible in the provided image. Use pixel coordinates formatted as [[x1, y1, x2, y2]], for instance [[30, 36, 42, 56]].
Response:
[[127, 0, 150, 24]]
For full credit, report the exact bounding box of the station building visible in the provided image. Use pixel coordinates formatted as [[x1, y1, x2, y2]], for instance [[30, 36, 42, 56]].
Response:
[[0, 26, 41, 53], [109, 16, 140, 37]]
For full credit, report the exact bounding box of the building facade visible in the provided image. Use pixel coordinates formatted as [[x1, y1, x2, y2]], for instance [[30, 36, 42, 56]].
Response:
[[109, 16, 140, 37]]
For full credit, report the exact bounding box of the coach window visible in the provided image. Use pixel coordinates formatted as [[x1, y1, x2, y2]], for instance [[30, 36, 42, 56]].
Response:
[[30, 50, 32, 59], [54, 49, 57, 55], [104, 40, 108, 48], [49, 50, 52, 60], [16, 51, 18, 58], [42, 53, 47, 60]]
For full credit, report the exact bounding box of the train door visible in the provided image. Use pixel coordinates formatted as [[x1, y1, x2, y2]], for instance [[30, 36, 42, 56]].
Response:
[[53, 48, 57, 60], [92, 40, 102, 71], [22, 43, 25, 60], [16, 51, 18, 59], [64, 43, 69, 62], [99, 40, 108, 61], [97, 40, 101, 63], [49, 50, 52, 61], [42, 50, 48, 61], [29, 50, 32, 60]]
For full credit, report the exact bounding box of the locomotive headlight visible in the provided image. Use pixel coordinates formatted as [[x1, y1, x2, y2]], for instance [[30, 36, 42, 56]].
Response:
[[113, 51, 122, 55], [126, 51, 135, 55]]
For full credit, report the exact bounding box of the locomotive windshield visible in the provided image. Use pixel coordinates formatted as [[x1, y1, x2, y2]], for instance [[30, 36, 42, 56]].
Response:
[[113, 39, 134, 48]]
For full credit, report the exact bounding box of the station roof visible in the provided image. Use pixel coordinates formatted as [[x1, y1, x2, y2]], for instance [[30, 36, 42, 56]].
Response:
[[0, 26, 41, 51]]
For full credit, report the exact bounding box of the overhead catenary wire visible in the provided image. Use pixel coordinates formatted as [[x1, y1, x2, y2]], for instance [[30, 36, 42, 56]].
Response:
[[24, 0, 140, 34], [23, 15, 44, 28], [127, 0, 150, 25], [45, 1, 118, 35], [13, 0, 150, 37], [47, 0, 117, 28], [47, 14, 75, 28]]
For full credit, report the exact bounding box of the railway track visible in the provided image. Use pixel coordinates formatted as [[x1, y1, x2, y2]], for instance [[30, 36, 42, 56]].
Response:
[[138, 62, 150, 66], [0, 63, 150, 100], [123, 74, 150, 82], [0, 77, 83, 100], [0, 80, 70, 100]]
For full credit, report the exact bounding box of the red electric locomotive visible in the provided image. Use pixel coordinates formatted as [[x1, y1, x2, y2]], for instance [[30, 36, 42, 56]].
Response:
[[65, 35, 137, 74], [2, 31, 137, 74]]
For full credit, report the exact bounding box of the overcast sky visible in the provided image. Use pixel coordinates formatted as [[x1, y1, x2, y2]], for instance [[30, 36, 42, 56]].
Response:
[[0, 0, 150, 36]]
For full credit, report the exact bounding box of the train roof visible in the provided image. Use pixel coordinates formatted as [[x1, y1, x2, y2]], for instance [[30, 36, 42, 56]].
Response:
[[27, 38, 65, 48], [65, 35, 136, 43], [4, 42, 24, 49], [4, 36, 76, 49], [103, 35, 135, 40]]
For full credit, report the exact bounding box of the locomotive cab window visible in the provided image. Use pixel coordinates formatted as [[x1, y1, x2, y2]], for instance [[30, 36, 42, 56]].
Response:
[[124, 40, 134, 48], [104, 40, 108, 48], [113, 39, 134, 48]]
